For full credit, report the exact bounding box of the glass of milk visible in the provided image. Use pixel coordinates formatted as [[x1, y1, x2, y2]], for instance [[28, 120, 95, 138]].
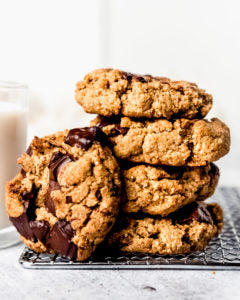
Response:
[[0, 81, 28, 248]]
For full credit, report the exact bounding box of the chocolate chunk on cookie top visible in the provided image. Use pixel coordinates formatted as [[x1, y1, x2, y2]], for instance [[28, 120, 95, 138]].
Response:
[[108, 202, 223, 255], [75, 68, 213, 119], [172, 202, 214, 225], [65, 126, 107, 150], [5, 127, 121, 261], [91, 116, 230, 166], [122, 163, 219, 216]]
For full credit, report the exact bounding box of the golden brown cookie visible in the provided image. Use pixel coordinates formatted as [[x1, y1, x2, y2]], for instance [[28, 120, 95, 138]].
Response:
[[5, 127, 121, 261], [108, 202, 223, 255], [75, 68, 212, 119], [91, 116, 230, 166], [122, 162, 219, 216]]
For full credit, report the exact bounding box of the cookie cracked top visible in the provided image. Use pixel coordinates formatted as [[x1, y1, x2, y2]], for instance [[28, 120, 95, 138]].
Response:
[[91, 116, 230, 166], [5, 126, 121, 261], [76, 68, 213, 119]]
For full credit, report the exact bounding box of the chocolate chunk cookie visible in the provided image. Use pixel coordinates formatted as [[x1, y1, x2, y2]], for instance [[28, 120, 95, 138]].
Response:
[[75, 68, 212, 119], [5, 126, 121, 261], [122, 163, 219, 216], [91, 116, 230, 166], [108, 202, 223, 255]]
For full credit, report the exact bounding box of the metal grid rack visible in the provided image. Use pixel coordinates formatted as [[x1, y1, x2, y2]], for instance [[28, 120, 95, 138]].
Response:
[[19, 187, 240, 270]]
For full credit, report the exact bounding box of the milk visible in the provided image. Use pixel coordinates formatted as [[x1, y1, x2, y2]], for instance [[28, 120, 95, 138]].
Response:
[[0, 101, 27, 229]]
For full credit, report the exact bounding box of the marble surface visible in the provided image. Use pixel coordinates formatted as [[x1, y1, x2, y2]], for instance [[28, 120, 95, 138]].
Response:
[[0, 243, 239, 300]]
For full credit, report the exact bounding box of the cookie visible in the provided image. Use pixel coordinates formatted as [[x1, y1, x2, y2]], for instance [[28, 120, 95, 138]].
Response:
[[91, 116, 230, 166], [75, 68, 212, 119], [5, 126, 121, 261], [108, 202, 223, 255], [122, 162, 219, 216]]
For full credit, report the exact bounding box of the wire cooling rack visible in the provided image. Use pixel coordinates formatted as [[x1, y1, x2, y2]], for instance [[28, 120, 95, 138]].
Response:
[[19, 187, 240, 270]]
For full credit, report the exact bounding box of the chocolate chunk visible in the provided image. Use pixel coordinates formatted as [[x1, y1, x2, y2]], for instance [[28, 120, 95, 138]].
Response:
[[122, 72, 148, 83], [133, 75, 148, 83], [65, 126, 108, 150], [45, 180, 59, 216], [66, 196, 72, 203], [10, 187, 51, 242], [46, 152, 73, 216], [122, 71, 133, 81], [173, 202, 213, 225], [10, 187, 38, 241], [46, 220, 78, 260], [25, 145, 33, 156], [95, 190, 102, 201], [95, 117, 128, 136], [45, 192, 56, 216], [48, 152, 73, 182], [48, 179, 61, 192], [10, 201, 35, 241], [29, 220, 50, 242], [111, 125, 129, 136]]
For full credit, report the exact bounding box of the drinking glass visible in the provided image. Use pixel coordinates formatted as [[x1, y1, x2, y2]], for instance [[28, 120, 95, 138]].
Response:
[[0, 81, 28, 248]]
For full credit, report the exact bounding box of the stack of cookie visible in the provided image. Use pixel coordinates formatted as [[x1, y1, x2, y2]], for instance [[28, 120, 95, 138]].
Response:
[[76, 69, 230, 255], [5, 68, 230, 261]]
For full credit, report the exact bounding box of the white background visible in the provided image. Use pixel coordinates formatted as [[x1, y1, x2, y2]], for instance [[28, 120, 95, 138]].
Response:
[[0, 0, 239, 186]]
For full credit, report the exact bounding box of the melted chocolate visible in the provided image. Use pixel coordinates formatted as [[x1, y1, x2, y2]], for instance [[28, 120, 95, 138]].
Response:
[[45, 192, 56, 216], [173, 202, 213, 225], [46, 152, 73, 215], [45, 179, 61, 216], [48, 152, 73, 182], [48, 179, 61, 192], [111, 125, 128, 136], [46, 220, 78, 260], [23, 188, 38, 221], [10, 187, 39, 241], [22, 190, 36, 202], [10, 201, 34, 241], [65, 126, 107, 150]]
